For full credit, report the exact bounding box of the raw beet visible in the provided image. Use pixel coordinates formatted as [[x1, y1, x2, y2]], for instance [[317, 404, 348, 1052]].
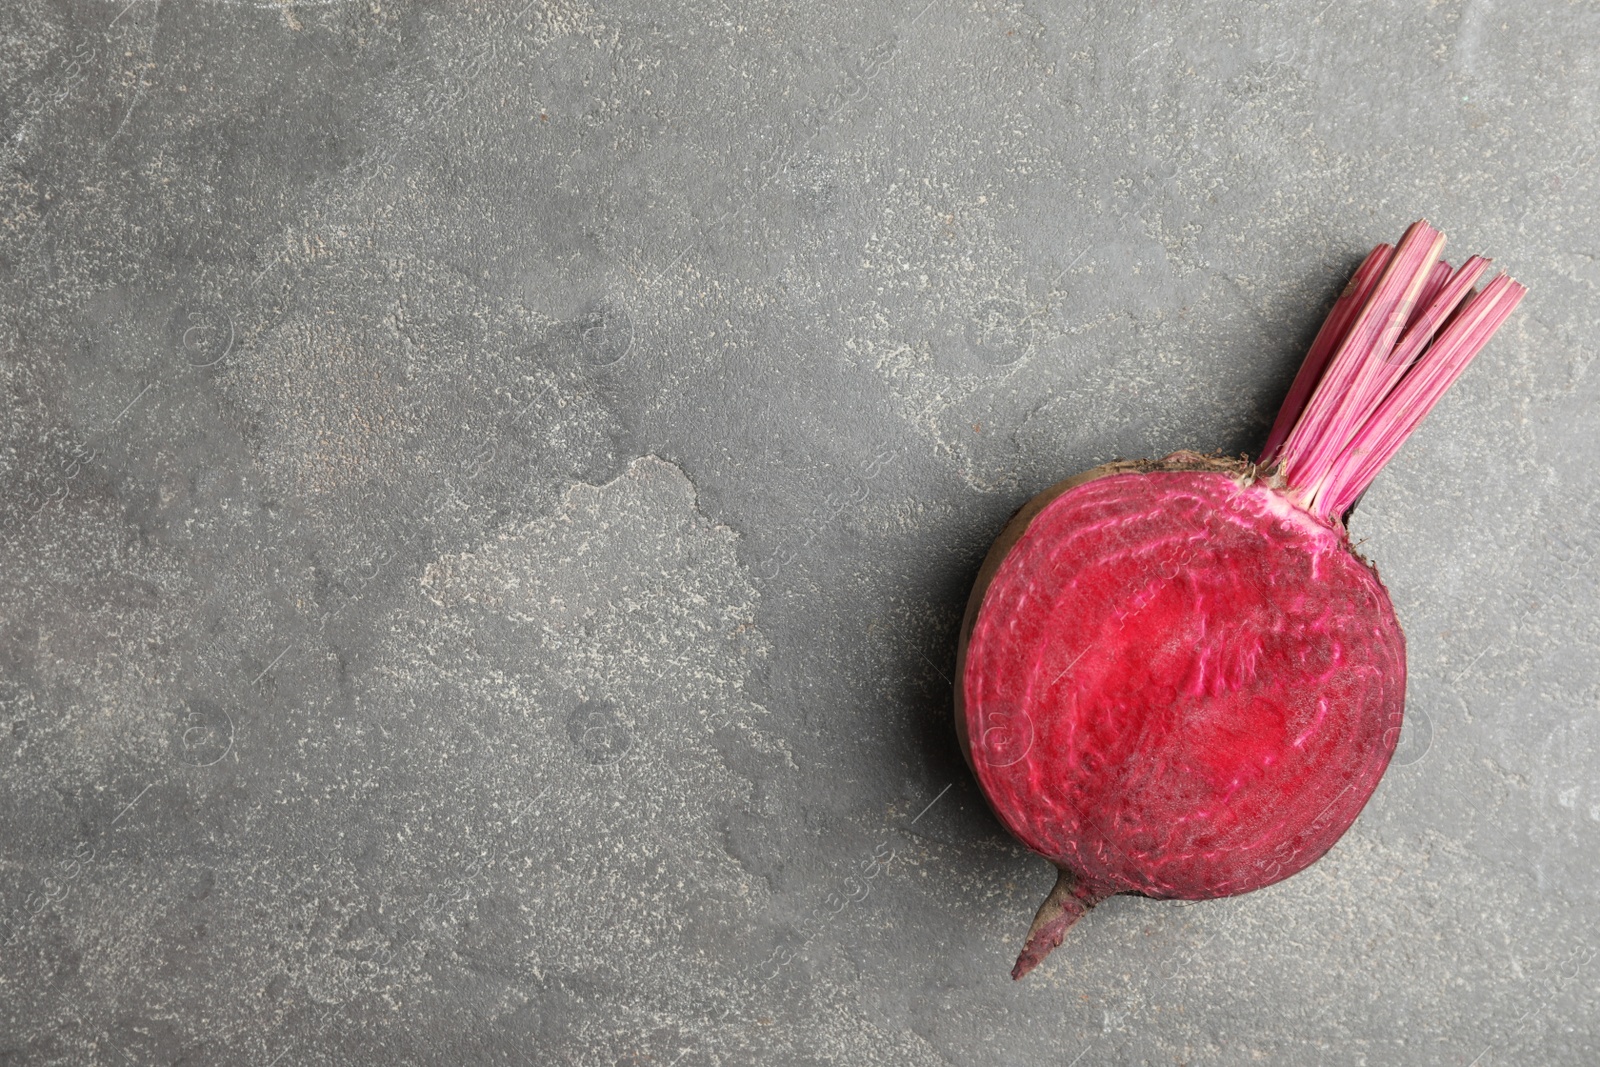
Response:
[[956, 221, 1525, 979], [956, 453, 1405, 976]]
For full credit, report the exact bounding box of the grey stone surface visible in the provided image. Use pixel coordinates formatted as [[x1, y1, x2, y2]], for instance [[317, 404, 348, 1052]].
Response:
[[1, 1, 1597, 1063]]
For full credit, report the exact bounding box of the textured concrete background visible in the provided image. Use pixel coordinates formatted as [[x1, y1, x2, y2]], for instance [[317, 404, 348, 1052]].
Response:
[[2, 1, 1596, 1064]]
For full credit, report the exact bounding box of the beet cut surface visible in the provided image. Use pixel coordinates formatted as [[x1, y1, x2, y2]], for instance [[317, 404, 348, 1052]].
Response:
[[959, 456, 1404, 976]]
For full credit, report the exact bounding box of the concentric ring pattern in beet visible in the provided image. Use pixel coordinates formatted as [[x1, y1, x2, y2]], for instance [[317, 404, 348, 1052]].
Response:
[[962, 470, 1406, 899]]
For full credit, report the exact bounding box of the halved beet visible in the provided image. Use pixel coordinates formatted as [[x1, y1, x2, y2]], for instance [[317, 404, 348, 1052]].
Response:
[[956, 221, 1525, 979]]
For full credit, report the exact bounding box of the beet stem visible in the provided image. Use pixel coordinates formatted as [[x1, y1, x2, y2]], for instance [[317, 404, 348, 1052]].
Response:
[[1280, 221, 1446, 493], [1409, 259, 1456, 333], [1262, 220, 1526, 522], [1011, 868, 1110, 980], [1259, 243, 1391, 467], [1320, 272, 1527, 515]]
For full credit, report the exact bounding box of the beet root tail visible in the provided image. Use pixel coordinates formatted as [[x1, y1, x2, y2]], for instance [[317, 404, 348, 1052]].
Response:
[[1011, 868, 1110, 980]]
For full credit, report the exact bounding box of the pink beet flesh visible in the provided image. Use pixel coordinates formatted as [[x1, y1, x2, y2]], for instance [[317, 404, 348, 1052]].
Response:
[[964, 470, 1404, 907], [958, 220, 1526, 979]]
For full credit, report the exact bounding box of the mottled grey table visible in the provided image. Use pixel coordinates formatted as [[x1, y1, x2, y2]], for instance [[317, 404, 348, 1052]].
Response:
[[3, 2, 1597, 1064]]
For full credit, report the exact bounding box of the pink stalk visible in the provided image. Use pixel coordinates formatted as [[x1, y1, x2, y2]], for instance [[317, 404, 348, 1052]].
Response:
[[1409, 260, 1455, 332], [1259, 244, 1392, 467], [1304, 256, 1493, 510], [1321, 257, 1493, 463], [1279, 221, 1447, 495], [1260, 220, 1526, 523], [1319, 274, 1527, 516]]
